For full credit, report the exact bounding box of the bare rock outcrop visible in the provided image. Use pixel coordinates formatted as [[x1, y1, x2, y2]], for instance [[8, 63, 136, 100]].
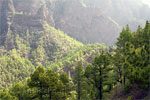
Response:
[[53, 0, 120, 45], [0, 0, 149, 46]]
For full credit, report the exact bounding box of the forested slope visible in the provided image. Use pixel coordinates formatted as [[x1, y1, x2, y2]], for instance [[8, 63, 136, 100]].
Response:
[[0, 22, 105, 89], [0, 21, 149, 100], [0, 0, 107, 90]]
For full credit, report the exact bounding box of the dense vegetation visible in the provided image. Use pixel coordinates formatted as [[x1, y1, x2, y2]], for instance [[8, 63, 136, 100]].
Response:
[[0, 22, 106, 89], [0, 21, 149, 100]]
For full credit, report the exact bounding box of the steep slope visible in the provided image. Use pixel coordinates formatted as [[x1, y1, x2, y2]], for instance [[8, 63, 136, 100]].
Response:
[[1, 0, 149, 46], [0, 50, 35, 89], [53, 0, 120, 45], [0, 0, 121, 45], [0, 0, 106, 89], [0, 0, 149, 89], [83, 0, 150, 30], [52, 0, 149, 45], [0, 23, 105, 89], [0, 23, 84, 89]]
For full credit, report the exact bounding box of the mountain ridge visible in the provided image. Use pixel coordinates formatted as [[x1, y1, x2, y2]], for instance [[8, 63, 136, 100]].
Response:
[[0, 16, 106, 89], [0, 0, 121, 45], [0, 0, 149, 89]]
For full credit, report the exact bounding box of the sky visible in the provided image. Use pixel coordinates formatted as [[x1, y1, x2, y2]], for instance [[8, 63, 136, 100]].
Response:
[[142, 0, 150, 7]]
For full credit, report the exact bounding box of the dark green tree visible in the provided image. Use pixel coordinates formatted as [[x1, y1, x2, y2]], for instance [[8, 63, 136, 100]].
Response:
[[27, 66, 45, 100], [116, 24, 132, 49], [74, 62, 84, 100], [92, 51, 112, 100], [0, 90, 18, 100], [59, 72, 72, 99]]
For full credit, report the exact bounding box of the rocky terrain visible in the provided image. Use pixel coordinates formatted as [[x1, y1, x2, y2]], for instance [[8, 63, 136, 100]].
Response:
[[0, 0, 119, 46], [0, 1, 149, 99], [0, 0, 149, 46]]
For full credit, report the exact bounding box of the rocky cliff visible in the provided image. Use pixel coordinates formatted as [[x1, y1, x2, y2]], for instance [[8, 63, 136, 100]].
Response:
[[0, 0, 55, 34], [0, 0, 149, 46], [83, 0, 150, 30], [53, 0, 120, 45], [0, 0, 55, 47], [0, 0, 120, 46]]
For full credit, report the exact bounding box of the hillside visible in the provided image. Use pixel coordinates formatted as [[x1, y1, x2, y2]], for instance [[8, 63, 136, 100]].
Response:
[[0, 19, 107, 89], [53, 0, 120, 45], [0, 0, 120, 45], [0, 21, 149, 100], [0, 0, 149, 99], [0, 0, 149, 45], [0, 3, 106, 89], [0, 0, 88, 89], [83, 0, 150, 30]]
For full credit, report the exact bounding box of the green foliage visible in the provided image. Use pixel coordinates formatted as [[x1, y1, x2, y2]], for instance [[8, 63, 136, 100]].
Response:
[[74, 62, 84, 100], [116, 24, 132, 49], [0, 13, 149, 100], [72, 52, 114, 100], [92, 52, 113, 99], [50, 44, 106, 71], [127, 96, 132, 100], [114, 21, 150, 90], [0, 66, 72, 100], [0, 90, 18, 100], [0, 49, 34, 89], [9, 83, 35, 100], [74, 62, 95, 100], [0, 22, 105, 89]]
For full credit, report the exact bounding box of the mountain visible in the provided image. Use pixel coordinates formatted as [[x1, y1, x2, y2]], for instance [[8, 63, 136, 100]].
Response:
[[53, 0, 150, 45], [0, 0, 149, 99], [0, 20, 106, 89], [53, 0, 120, 45], [0, 21, 149, 100], [0, 0, 149, 89], [0, 0, 120, 46], [1, 0, 149, 45], [83, 0, 150, 29], [0, 0, 107, 89]]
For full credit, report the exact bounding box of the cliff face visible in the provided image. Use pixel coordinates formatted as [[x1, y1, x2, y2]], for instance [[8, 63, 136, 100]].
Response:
[[0, 0, 55, 34], [0, 0, 15, 34], [0, 0, 55, 50], [53, 0, 120, 45], [0, 0, 120, 46], [83, 0, 150, 30], [0, 0, 149, 46], [0, 0, 15, 47]]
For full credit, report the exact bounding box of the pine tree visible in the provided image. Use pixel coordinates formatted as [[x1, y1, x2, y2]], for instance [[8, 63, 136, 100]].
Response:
[[59, 72, 72, 99], [92, 51, 112, 100], [27, 66, 45, 100], [116, 25, 132, 49], [74, 62, 84, 100], [0, 90, 18, 100]]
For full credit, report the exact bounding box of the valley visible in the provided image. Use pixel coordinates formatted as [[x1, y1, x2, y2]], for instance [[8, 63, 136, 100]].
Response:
[[0, 0, 149, 100]]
